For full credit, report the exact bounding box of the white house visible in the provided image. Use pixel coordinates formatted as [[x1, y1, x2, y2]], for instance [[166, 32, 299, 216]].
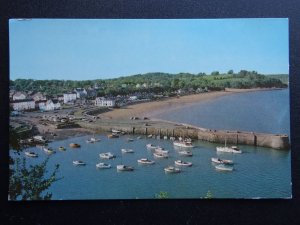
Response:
[[63, 93, 77, 103], [44, 100, 61, 111], [31, 92, 46, 101], [10, 99, 35, 111], [74, 88, 87, 99], [35, 100, 47, 110], [12, 92, 27, 100], [95, 97, 116, 107], [129, 96, 138, 101]]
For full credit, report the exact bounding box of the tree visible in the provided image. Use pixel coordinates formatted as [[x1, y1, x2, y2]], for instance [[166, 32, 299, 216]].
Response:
[[211, 71, 220, 76], [9, 126, 61, 200], [227, 69, 234, 74]]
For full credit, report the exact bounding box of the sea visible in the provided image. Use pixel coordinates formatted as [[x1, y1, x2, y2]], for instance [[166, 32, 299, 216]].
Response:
[[14, 89, 291, 199]]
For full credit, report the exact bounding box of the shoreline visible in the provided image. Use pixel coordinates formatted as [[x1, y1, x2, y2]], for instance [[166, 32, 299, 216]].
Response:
[[99, 88, 286, 120]]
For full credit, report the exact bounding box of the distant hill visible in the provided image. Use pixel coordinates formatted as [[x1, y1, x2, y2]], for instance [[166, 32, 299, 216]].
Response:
[[10, 70, 288, 97]]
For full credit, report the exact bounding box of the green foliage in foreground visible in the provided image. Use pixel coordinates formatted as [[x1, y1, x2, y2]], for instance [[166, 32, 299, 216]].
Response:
[[11, 71, 288, 97], [9, 157, 60, 200], [155, 191, 169, 199], [9, 126, 61, 200]]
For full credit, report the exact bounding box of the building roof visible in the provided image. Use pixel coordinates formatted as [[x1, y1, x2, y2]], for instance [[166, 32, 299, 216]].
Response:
[[11, 98, 34, 103]]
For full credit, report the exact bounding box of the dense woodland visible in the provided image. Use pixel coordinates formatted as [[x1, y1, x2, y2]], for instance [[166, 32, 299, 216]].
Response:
[[10, 70, 288, 97]]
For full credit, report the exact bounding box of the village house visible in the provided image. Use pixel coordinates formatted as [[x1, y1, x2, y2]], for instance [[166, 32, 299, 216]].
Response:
[[63, 92, 77, 104], [31, 92, 47, 101], [95, 97, 116, 107], [10, 98, 35, 111], [43, 99, 61, 111], [12, 91, 27, 101], [35, 100, 47, 110], [9, 90, 16, 100], [74, 88, 87, 99]]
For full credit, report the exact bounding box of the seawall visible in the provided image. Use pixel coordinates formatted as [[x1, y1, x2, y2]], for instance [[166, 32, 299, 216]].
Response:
[[78, 119, 290, 150]]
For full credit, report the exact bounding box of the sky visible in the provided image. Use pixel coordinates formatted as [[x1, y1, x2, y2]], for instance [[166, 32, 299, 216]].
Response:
[[9, 19, 289, 80]]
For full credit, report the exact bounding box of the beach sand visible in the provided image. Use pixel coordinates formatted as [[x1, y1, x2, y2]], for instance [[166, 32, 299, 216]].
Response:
[[99, 91, 232, 120], [99, 88, 284, 120]]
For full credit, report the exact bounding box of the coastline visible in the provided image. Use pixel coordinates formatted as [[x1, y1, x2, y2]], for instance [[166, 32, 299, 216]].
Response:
[[99, 88, 285, 120]]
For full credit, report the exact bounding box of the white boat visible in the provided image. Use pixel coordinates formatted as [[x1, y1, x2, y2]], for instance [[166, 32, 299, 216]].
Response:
[[112, 129, 121, 134], [116, 165, 134, 171], [173, 141, 194, 148], [99, 152, 116, 159], [147, 134, 153, 138], [174, 160, 192, 167], [33, 135, 47, 143], [137, 158, 155, 165], [170, 137, 176, 141], [215, 164, 234, 171], [127, 138, 134, 142], [216, 139, 242, 153], [216, 146, 242, 153], [136, 136, 142, 139], [153, 152, 168, 158], [146, 143, 158, 150], [164, 166, 181, 173], [211, 157, 233, 165], [25, 151, 38, 157], [178, 150, 193, 156], [154, 148, 169, 154], [96, 162, 111, 169], [73, 160, 86, 166], [163, 136, 168, 140], [86, 137, 100, 143], [121, 148, 134, 153], [43, 147, 55, 154], [58, 146, 66, 151]]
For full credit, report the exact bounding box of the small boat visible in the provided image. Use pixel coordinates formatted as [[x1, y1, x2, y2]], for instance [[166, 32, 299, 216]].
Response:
[[216, 139, 242, 153], [107, 133, 119, 138], [91, 137, 100, 142], [69, 143, 81, 148], [173, 141, 194, 148], [96, 162, 111, 169], [127, 138, 134, 142], [147, 134, 153, 138], [112, 129, 121, 134], [146, 143, 158, 150], [170, 137, 175, 141], [136, 136, 142, 139], [211, 157, 233, 165], [137, 158, 155, 165], [174, 160, 192, 167], [178, 150, 193, 156], [164, 166, 181, 173], [33, 135, 47, 143], [73, 160, 86, 166], [216, 146, 242, 154], [99, 152, 116, 159], [121, 148, 134, 153], [215, 164, 234, 171], [43, 147, 55, 154], [25, 151, 38, 157], [163, 136, 168, 140], [58, 146, 66, 151], [153, 152, 168, 158], [154, 148, 169, 154], [27, 138, 34, 143], [117, 165, 134, 171]]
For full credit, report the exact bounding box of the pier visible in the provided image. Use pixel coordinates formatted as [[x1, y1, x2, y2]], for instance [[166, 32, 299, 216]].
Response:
[[78, 118, 290, 150]]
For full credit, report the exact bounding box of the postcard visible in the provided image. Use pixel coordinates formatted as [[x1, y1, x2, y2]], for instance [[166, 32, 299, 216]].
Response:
[[8, 19, 290, 200]]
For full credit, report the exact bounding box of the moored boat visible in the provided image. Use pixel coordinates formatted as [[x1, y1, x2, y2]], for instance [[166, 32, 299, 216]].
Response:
[[43, 147, 55, 154], [164, 166, 181, 173], [116, 164, 134, 171], [107, 133, 119, 138], [33, 135, 47, 143], [25, 151, 38, 157], [215, 164, 234, 171], [69, 143, 81, 148], [173, 141, 194, 148], [154, 148, 169, 154], [153, 152, 168, 158], [127, 138, 134, 142], [174, 160, 192, 167], [178, 150, 193, 156], [121, 148, 134, 153], [96, 162, 111, 169], [146, 143, 158, 150], [99, 152, 116, 159], [58, 146, 66, 151], [73, 160, 86, 166], [211, 157, 233, 165], [216, 146, 242, 154], [137, 158, 155, 165]]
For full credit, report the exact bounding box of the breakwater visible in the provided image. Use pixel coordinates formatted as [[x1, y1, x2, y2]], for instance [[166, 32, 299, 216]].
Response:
[[78, 119, 290, 150]]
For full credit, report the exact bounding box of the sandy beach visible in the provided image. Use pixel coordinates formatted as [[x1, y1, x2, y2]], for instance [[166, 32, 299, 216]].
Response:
[[99, 91, 230, 120], [99, 88, 285, 120]]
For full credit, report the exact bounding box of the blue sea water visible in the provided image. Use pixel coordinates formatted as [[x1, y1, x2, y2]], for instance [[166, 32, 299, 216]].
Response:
[[14, 89, 291, 199]]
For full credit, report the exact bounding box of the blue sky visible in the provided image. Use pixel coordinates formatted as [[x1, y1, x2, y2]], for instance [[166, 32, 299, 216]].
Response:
[[9, 19, 288, 80]]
